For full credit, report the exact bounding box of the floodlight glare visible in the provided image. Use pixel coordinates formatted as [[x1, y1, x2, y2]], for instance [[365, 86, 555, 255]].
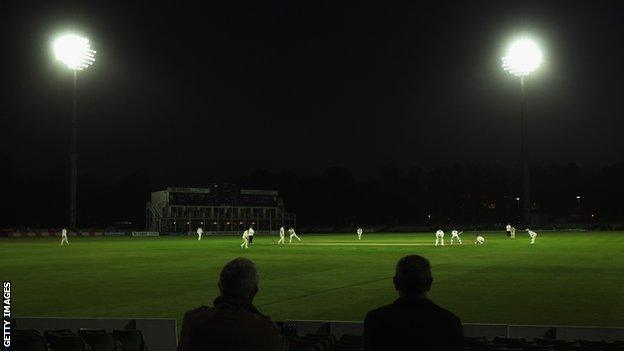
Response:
[[53, 34, 96, 70], [501, 38, 542, 77]]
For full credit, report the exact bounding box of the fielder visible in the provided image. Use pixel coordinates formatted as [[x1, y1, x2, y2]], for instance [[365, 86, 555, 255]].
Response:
[[288, 227, 301, 243], [60, 228, 70, 246], [247, 227, 255, 245], [510, 226, 516, 239], [277, 226, 285, 244], [526, 229, 538, 244], [475, 235, 485, 244], [241, 230, 250, 249], [505, 223, 512, 238], [356, 227, 363, 240], [450, 229, 462, 245], [435, 230, 445, 246], [196, 227, 203, 241]]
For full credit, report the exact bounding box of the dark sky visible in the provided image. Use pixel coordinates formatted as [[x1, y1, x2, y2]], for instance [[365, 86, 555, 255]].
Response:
[[3, 1, 624, 184]]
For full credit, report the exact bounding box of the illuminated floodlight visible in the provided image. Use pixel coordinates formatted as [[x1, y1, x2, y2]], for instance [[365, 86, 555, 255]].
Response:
[[53, 34, 96, 70], [501, 38, 542, 77]]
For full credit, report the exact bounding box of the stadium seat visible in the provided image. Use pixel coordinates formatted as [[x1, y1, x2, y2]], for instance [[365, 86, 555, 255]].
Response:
[[10, 334, 48, 351], [77, 328, 107, 336], [81, 332, 121, 351], [493, 336, 527, 347], [47, 335, 89, 351], [464, 336, 490, 347], [523, 345, 557, 351], [577, 339, 609, 348], [112, 329, 146, 351], [44, 328, 75, 340], [533, 337, 578, 349]]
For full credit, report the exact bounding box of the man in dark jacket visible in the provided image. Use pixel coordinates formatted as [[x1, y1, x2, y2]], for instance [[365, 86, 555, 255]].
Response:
[[178, 257, 288, 351], [363, 255, 463, 351]]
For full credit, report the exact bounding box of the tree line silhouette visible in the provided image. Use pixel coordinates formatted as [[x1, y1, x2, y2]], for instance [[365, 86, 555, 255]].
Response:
[[2, 154, 623, 228]]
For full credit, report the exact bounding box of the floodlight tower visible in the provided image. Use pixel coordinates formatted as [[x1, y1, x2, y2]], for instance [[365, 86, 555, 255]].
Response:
[[53, 34, 96, 229], [502, 38, 542, 225]]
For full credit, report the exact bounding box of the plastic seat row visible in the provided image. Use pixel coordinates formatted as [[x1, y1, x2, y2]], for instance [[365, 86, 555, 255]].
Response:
[[10, 328, 146, 351], [287, 334, 623, 351], [464, 336, 624, 351]]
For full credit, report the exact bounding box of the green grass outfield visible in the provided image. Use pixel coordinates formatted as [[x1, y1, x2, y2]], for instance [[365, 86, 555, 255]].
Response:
[[1, 232, 623, 328]]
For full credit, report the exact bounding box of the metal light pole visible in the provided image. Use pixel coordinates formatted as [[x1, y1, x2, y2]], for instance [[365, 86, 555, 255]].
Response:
[[520, 77, 530, 226], [502, 37, 542, 225], [53, 33, 96, 229], [70, 70, 78, 229]]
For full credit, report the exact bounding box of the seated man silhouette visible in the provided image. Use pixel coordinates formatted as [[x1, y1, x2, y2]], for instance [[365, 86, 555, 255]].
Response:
[[178, 257, 288, 351], [363, 255, 462, 351]]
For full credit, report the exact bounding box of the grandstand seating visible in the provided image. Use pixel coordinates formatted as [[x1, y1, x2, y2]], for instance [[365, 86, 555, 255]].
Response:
[[10, 334, 48, 351], [10, 326, 624, 351], [47, 335, 89, 351], [112, 329, 146, 351], [78, 329, 121, 351], [10, 329, 145, 351], [462, 336, 624, 350], [283, 333, 624, 351]]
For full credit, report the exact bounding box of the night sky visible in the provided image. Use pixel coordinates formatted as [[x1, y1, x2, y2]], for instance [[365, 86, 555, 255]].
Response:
[[3, 1, 624, 185]]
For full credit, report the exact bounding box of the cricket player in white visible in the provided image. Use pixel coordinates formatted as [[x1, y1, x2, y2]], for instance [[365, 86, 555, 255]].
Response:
[[510, 226, 516, 239], [356, 227, 363, 240], [435, 230, 445, 246], [196, 227, 203, 241], [241, 230, 250, 249], [526, 229, 538, 244], [288, 227, 301, 243], [247, 227, 255, 245], [475, 235, 485, 244], [450, 229, 462, 245], [60, 228, 70, 246], [505, 223, 512, 238], [277, 226, 285, 244]]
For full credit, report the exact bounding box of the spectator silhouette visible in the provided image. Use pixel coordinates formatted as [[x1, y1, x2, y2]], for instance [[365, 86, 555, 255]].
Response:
[[178, 257, 288, 351], [363, 255, 462, 350]]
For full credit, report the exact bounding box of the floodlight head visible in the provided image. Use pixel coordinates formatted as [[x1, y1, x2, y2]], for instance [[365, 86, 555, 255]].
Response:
[[53, 34, 96, 70], [501, 38, 542, 77]]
